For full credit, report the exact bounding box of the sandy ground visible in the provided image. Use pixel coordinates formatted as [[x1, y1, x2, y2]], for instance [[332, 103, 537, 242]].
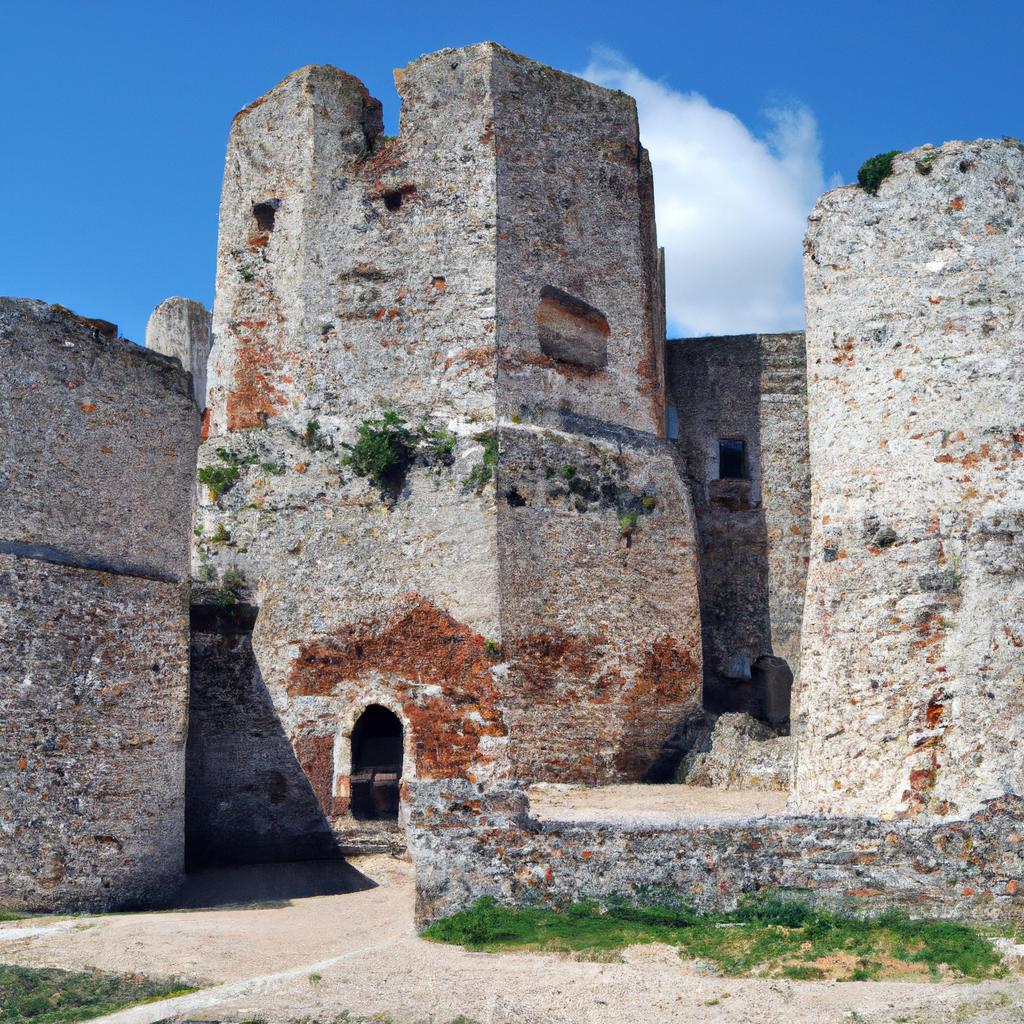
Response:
[[3, 853, 1024, 1024], [528, 783, 788, 824]]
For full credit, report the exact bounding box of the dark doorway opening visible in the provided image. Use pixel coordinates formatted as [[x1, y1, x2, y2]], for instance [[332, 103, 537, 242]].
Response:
[[350, 705, 403, 821], [719, 438, 746, 479]]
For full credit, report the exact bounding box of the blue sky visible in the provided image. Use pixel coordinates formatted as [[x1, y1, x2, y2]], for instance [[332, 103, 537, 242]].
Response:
[[2, 0, 1020, 342]]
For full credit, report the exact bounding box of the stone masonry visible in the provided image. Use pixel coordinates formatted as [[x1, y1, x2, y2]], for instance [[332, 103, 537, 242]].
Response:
[[668, 333, 810, 715], [146, 296, 213, 410], [0, 299, 197, 911], [409, 784, 1024, 927], [3, 40, 1023, 926], [191, 44, 701, 857], [795, 139, 1024, 820]]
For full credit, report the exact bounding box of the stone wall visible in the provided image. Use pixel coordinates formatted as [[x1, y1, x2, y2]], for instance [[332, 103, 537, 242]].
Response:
[[492, 49, 666, 434], [496, 411, 701, 783], [667, 333, 809, 713], [195, 42, 701, 853], [795, 139, 1024, 820], [0, 298, 197, 911], [186, 605, 345, 866], [409, 784, 1024, 928]]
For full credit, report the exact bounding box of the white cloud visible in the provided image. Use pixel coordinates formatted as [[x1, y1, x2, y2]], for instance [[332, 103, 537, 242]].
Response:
[[582, 49, 829, 337]]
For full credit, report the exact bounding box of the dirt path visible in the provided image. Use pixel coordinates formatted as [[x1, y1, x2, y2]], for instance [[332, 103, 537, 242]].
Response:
[[2, 853, 1022, 1024]]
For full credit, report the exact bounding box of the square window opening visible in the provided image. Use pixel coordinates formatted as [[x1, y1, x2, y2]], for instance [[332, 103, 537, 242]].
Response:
[[719, 438, 746, 479]]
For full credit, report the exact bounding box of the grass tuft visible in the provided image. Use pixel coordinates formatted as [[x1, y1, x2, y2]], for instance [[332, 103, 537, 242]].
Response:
[[423, 895, 1004, 982], [0, 964, 194, 1024]]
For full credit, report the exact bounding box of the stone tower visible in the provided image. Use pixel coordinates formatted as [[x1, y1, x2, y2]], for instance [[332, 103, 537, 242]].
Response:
[[795, 139, 1024, 819], [0, 299, 197, 911], [194, 44, 701, 851], [146, 297, 213, 410]]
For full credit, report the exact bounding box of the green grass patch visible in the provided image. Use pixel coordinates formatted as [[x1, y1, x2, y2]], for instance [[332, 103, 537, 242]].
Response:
[[0, 964, 195, 1024], [461, 432, 498, 494], [0, 910, 25, 922], [423, 895, 1005, 982]]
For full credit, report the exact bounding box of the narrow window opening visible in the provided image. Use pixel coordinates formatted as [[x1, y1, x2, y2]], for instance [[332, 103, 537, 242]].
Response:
[[383, 190, 403, 211], [349, 705, 403, 821], [665, 404, 679, 440], [252, 201, 278, 233], [719, 438, 746, 479]]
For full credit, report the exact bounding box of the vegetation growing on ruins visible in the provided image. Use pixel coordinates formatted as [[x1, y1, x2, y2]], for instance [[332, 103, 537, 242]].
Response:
[[197, 448, 244, 498], [341, 411, 459, 498], [302, 419, 332, 452], [858, 150, 901, 195], [342, 411, 420, 495], [461, 432, 498, 493], [198, 441, 289, 502], [424, 895, 1004, 982], [0, 964, 194, 1024], [618, 510, 640, 532]]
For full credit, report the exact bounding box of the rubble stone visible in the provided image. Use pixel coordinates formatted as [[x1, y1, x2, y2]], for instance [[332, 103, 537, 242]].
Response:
[[678, 712, 793, 791], [0, 298, 197, 912]]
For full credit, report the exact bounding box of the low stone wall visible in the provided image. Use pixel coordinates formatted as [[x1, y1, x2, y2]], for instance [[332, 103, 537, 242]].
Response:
[[409, 783, 1024, 927]]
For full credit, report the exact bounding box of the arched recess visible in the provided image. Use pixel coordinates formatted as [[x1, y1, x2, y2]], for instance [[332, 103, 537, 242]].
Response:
[[346, 703, 404, 821]]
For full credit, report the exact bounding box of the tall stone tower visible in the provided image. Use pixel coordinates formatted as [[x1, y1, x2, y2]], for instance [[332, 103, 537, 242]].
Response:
[[194, 44, 701, 851], [795, 139, 1024, 819]]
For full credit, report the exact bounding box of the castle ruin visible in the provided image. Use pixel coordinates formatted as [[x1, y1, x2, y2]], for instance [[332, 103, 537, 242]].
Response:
[[2, 44, 1022, 924]]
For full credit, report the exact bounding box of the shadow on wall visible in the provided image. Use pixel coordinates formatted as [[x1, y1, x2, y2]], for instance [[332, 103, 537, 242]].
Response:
[[667, 336, 776, 717], [186, 604, 344, 869]]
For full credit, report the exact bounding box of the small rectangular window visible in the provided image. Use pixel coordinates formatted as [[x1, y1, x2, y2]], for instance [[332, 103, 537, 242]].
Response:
[[719, 438, 745, 479], [665, 404, 679, 440]]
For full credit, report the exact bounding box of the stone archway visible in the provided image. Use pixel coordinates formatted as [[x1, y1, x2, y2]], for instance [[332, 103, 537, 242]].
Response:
[[348, 704, 403, 821]]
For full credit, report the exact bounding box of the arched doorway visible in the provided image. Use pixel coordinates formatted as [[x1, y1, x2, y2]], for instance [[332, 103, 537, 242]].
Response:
[[349, 705, 403, 820]]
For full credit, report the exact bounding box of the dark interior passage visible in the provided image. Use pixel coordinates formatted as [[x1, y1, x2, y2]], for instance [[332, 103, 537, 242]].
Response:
[[350, 704, 403, 821]]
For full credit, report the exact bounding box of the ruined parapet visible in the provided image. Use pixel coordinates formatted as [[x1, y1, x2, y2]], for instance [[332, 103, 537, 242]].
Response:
[[192, 44, 699, 855], [146, 297, 212, 410], [667, 333, 810, 714], [794, 139, 1024, 819], [0, 298, 198, 911]]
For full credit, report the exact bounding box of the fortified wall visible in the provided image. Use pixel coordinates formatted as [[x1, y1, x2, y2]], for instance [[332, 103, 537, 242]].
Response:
[[667, 332, 810, 717], [794, 139, 1024, 820], [409, 136, 1024, 925], [189, 44, 701, 859], [0, 299, 198, 911], [2, 41, 1022, 926]]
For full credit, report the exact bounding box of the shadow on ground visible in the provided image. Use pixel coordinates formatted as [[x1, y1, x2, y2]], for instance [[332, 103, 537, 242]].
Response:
[[176, 859, 377, 910]]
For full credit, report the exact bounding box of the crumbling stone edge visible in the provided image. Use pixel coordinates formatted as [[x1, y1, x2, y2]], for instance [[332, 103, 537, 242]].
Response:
[[407, 781, 1024, 928]]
